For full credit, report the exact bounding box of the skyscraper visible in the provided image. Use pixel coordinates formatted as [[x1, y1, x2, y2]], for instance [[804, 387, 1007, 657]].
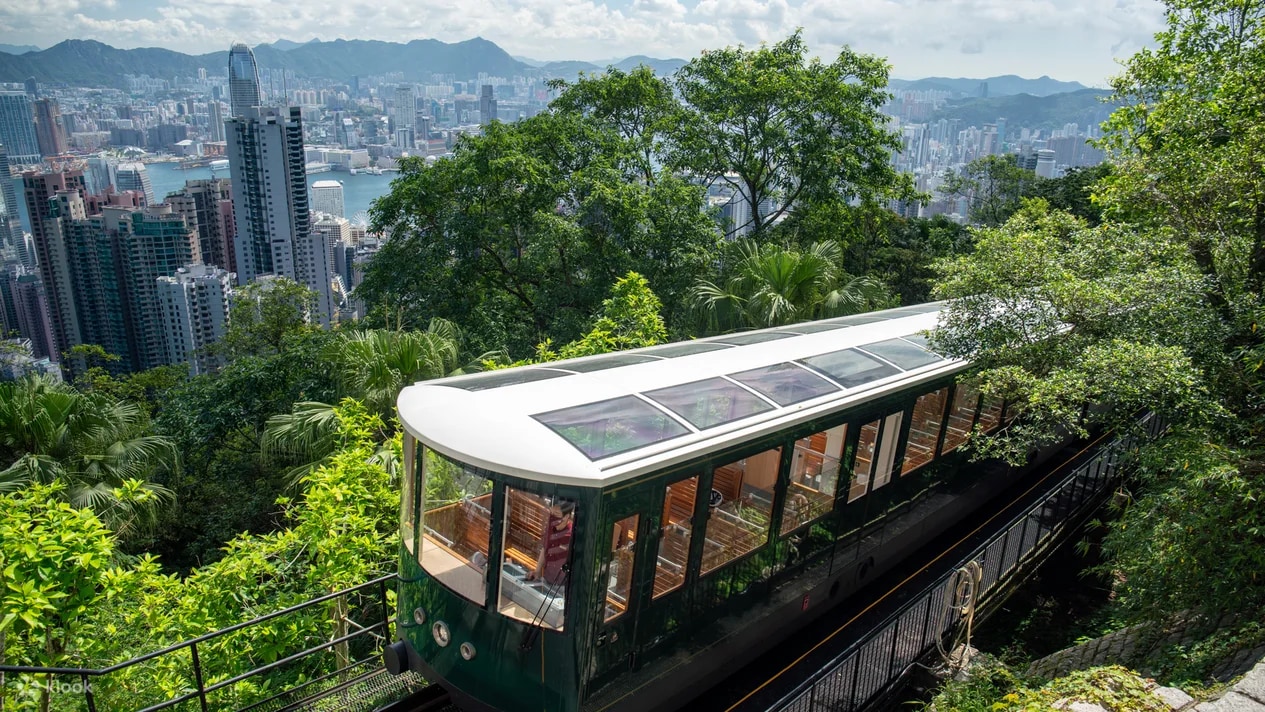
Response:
[[0, 92, 40, 164], [208, 101, 225, 142], [0, 144, 24, 265], [226, 106, 334, 324], [32, 99, 67, 157], [24, 169, 87, 357], [123, 204, 200, 370], [393, 85, 415, 144], [310, 180, 345, 217], [115, 162, 156, 205], [228, 43, 263, 118], [157, 264, 233, 375], [480, 85, 497, 126]]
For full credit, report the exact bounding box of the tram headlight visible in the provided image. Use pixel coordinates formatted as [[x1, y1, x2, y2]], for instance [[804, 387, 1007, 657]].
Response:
[[432, 621, 451, 647], [412, 607, 426, 626], [460, 642, 477, 661]]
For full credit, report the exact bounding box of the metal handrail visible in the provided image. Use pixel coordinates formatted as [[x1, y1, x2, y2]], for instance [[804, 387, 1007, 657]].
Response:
[[0, 572, 400, 712]]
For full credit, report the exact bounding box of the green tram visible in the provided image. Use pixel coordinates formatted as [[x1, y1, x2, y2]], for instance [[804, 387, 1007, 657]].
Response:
[[385, 303, 1034, 712]]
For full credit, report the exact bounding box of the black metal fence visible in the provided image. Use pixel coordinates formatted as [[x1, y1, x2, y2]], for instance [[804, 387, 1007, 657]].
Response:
[[0, 574, 425, 712], [768, 414, 1165, 712]]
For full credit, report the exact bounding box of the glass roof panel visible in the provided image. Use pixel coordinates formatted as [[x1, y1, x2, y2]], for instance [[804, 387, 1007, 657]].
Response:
[[551, 353, 663, 373], [857, 338, 943, 370], [900, 333, 932, 349], [821, 314, 889, 326], [800, 348, 901, 388], [641, 342, 734, 358], [644, 377, 776, 430], [439, 368, 571, 391], [534, 395, 690, 460], [781, 322, 850, 334], [728, 362, 840, 406], [708, 331, 798, 346]]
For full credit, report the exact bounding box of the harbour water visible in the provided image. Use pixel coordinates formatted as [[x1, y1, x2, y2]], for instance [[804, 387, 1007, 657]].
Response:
[[10, 161, 399, 234]]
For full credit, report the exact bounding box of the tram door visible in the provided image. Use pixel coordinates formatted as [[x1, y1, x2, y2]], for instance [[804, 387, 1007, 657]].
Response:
[[588, 489, 654, 686]]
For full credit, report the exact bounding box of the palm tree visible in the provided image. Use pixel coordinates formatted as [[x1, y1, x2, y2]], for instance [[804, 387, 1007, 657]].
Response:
[[690, 241, 892, 332], [0, 376, 176, 535], [264, 320, 486, 484]]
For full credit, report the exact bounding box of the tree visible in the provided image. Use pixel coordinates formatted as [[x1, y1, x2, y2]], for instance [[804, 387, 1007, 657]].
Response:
[[670, 31, 913, 239], [218, 278, 319, 359], [515, 272, 669, 364], [0, 484, 115, 712], [549, 65, 678, 184], [0, 376, 177, 537], [690, 240, 892, 333], [360, 111, 719, 355], [938, 155, 1038, 227]]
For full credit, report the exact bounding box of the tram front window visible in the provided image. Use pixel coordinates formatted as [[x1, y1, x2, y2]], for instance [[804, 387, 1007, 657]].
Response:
[[499, 487, 574, 631], [418, 449, 493, 605]]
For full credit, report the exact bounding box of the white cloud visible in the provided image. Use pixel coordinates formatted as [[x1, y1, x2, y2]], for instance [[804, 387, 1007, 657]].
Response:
[[0, 0, 1166, 84]]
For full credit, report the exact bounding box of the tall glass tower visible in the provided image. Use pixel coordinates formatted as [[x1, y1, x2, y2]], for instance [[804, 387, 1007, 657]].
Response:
[[228, 43, 262, 118]]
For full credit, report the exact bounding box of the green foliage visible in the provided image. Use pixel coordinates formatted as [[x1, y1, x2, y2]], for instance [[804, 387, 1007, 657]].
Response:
[[1, 401, 400, 709], [219, 278, 320, 359], [928, 663, 1169, 712], [691, 240, 893, 333], [940, 155, 1040, 228], [1148, 621, 1265, 688], [671, 31, 914, 238], [0, 376, 177, 537], [929, 89, 1118, 134], [0, 484, 114, 667]]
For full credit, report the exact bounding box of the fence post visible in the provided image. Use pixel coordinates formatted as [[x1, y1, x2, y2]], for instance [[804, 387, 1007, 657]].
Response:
[[190, 642, 209, 712], [81, 672, 96, 712]]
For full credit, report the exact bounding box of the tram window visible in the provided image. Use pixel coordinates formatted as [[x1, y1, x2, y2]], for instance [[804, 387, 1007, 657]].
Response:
[[402, 435, 417, 554], [978, 396, 1004, 433], [418, 449, 493, 605], [701, 448, 780, 575], [849, 418, 880, 502], [940, 384, 980, 454], [498, 487, 574, 631], [645, 377, 774, 430], [605, 514, 639, 622], [902, 388, 948, 476], [871, 412, 904, 490], [654, 476, 698, 599], [782, 425, 845, 535]]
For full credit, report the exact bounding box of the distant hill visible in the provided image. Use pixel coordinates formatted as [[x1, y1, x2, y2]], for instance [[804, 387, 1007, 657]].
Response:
[[613, 56, 687, 75], [537, 56, 687, 79], [890, 74, 1090, 97], [929, 89, 1119, 132], [0, 44, 39, 56], [0, 37, 531, 87], [267, 39, 320, 51]]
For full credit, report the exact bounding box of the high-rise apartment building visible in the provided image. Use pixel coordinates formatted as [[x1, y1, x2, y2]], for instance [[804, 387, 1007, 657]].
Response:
[[226, 105, 333, 324], [157, 264, 233, 375], [24, 169, 88, 357], [32, 99, 67, 157], [480, 85, 497, 126], [115, 162, 156, 205], [123, 205, 200, 370], [208, 101, 225, 142], [167, 178, 236, 271], [0, 92, 40, 164], [228, 43, 263, 118], [5, 270, 56, 361]]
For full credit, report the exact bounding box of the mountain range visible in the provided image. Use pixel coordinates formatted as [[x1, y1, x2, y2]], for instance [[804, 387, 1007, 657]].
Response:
[[0, 38, 1086, 98], [930, 89, 1118, 131], [0, 44, 40, 56]]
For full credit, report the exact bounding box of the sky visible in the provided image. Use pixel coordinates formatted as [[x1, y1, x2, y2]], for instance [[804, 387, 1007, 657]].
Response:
[[0, 0, 1166, 86]]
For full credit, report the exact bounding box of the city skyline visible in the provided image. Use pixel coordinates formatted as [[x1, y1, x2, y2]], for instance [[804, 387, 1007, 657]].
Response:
[[0, 0, 1165, 86]]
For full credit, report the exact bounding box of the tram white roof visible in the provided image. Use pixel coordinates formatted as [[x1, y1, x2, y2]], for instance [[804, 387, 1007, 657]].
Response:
[[397, 303, 965, 488]]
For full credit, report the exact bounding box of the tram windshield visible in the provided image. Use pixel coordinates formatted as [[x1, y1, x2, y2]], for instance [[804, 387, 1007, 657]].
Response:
[[417, 448, 493, 605], [498, 488, 576, 631]]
